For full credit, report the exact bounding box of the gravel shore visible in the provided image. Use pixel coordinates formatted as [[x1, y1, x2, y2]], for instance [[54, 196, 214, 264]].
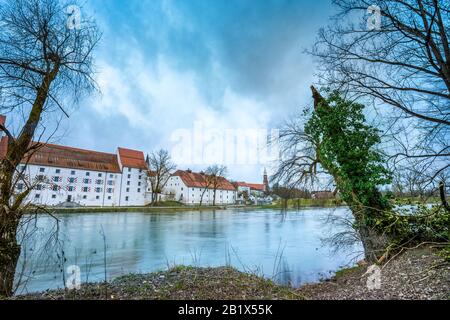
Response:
[[297, 246, 449, 300]]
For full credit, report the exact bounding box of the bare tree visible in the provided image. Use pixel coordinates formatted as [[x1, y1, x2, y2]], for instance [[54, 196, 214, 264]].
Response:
[[198, 171, 213, 206], [271, 184, 297, 209], [0, 0, 100, 297], [310, 0, 449, 190], [205, 165, 228, 206], [146, 149, 176, 205]]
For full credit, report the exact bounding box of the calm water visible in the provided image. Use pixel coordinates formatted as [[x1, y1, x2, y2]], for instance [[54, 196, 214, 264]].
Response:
[[15, 208, 363, 294]]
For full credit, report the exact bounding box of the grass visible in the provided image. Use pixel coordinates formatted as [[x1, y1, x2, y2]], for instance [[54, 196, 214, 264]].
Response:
[[256, 198, 343, 210], [333, 265, 363, 279], [393, 196, 441, 205], [16, 266, 303, 300], [26, 202, 238, 214]]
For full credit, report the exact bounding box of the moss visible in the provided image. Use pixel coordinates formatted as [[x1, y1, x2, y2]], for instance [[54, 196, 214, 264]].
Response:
[[334, 265, 363, 279]]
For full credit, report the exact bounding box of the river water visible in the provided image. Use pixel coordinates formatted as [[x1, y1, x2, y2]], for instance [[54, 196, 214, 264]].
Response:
[[15, 208, 363, 294]]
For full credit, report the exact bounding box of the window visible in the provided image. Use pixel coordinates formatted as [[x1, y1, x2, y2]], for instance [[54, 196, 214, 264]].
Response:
[[110, 174, 113, 178], [39, 167, 45, 173], [68, 177, 76, 183], [52, 176, 60, 182], [36, 184, 42, 190], [127, 181, 130, 186], [128, 168, 131, 172], [83, 178, 90, 184], [96, 179, 103, 185], [107, 188, 113, 193], [96, 196, 100, 200], [35, 194, 40, 199], [56, 169, 61, 174], [67, 186, 75, 192], [127, 174, 131, 179], [95, 187, 102, 193], [82, 187, 89, 192], [17, 183, 24, 191], [139, 169, 142, 173], [138, 175, 142, 180], [137, 188, 141, 193], [138, 182, 141, 186], [52, 194, 56, 199], [86, 172, 90, 176], [37, 175, 45, 181], [71, 170, 76, 175], [125, 196, 129, 201], [52, 185, 58, 191], [98, 173, 102, 177], [108, 196, 112, 200], [107, 180, 114, 186], [83, 195, 87, 199], [126, 188, 130, 192]]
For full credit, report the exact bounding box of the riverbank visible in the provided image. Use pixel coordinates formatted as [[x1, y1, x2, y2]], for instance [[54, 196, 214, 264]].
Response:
[[14, 246, 449, 300], [26, 204, 247, 214], [25, 199, 343, 214], [297, 245, 449, 300]]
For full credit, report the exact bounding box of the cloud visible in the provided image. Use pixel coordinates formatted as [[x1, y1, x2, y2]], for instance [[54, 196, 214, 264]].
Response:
[[61, 0, 334, 182]]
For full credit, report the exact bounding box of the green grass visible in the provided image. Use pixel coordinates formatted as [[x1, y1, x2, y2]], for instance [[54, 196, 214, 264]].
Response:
[[394, 196, 441, 205], [26, 203, 234, 214], [334, 265, 363, 279], [25, 197, 348, 214], [256, 198, 343, 210]]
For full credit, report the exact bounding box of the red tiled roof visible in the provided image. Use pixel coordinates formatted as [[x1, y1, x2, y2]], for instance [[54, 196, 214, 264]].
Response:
[[118, 147, 148, 170], [235, 182, 265, 191], [23, 143, 122, 173], [173, 170, 236, 191]]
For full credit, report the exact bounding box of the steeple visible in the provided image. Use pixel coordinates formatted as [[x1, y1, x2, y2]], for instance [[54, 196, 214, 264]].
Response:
[[263, 167, 269, 192]]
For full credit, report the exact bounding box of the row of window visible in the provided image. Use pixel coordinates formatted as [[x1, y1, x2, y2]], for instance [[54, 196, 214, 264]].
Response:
[[34, 194, 132, 201], [36, 167, 143, 175], [50, 177, 116, 185], [18, 183, 143, 194]]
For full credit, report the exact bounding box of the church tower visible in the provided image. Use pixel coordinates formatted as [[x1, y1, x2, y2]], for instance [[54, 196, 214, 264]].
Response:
[[263, 167, 269, 192]]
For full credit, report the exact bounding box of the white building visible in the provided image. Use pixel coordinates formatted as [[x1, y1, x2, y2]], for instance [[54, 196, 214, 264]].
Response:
[[165, 169, 237, 205], [0, 116, 150, 207]]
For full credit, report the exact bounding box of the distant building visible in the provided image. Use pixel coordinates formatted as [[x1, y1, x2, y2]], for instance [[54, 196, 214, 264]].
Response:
[[0, 115, 150, 207], [234, 168, 271, 203], [165, 169, 237, 205], [311, 190, 334, 199]]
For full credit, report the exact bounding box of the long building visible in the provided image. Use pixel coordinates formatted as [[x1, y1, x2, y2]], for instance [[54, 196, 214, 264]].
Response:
[[1, 116, 150, 207], [165, 169, 237, 205]]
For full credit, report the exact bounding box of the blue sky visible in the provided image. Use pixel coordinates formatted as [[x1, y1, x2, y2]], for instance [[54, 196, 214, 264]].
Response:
[[62, 0, 334, 182]]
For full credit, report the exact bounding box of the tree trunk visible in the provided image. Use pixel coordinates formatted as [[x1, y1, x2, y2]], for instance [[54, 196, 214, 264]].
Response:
[[0, 213, 21, 297], [357, 223, 389, 263]]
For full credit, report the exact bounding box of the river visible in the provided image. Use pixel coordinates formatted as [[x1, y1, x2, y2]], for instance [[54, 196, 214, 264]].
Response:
[[15, 207, 363, 294]]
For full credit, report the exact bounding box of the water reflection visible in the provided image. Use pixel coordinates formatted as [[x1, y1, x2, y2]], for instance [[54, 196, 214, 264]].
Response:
[[15, 208, 362, 294]]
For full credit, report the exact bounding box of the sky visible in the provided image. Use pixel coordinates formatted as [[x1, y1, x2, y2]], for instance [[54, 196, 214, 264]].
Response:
[[60, 0, 335, 183]]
